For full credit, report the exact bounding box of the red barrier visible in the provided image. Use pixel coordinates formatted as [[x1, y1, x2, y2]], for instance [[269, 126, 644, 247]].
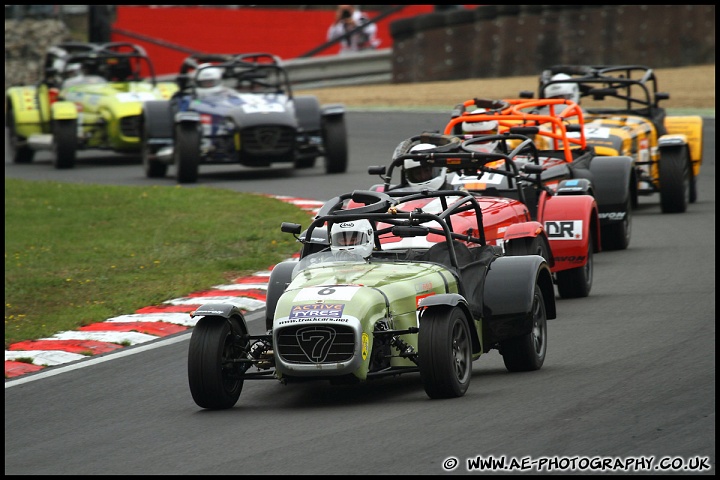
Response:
[[111, 5, 439, 76]]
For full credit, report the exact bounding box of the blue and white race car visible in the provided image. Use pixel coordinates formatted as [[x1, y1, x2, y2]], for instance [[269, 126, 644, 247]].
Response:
[[140, 52, 348, 183]]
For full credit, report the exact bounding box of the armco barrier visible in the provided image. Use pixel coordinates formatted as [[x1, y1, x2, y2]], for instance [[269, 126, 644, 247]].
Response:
[[283, 49, 392, 89]]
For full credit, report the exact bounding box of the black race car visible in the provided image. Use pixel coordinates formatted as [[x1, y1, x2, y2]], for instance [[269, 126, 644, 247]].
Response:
[[140, 52, 348, 183]]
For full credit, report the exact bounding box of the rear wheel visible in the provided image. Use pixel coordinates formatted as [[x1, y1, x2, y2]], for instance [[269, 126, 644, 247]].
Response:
[[175, 123, 200, 183], [659, 148, 690, 214], [7, 107, 35, 164], [322, 116, 348, 174], [52, 119, 77, 169], [556, 231, 593, 298], [601, 194, 632, 251], [418, 306, 473, 399], [500, 284, 547, 372], [188, 316, 247, 410]]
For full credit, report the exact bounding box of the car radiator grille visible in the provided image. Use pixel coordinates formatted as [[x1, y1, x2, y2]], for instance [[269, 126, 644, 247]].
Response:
[[276, 324, 355, 364], [120, 115, 141, 138], [241, 126, 295, 155]]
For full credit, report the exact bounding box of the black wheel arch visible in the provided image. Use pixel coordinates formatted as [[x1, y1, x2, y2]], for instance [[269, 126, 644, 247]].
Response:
[[264, 261, 297, 331], [142, 100, 174, 139], [293, 95, 322, 131], [192, 303, 249, 335], [588, 155, 634, 216], [483, 255, 555, 348]]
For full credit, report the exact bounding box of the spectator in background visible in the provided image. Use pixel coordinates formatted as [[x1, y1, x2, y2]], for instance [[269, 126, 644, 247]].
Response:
[[327, 5, 380, 54]]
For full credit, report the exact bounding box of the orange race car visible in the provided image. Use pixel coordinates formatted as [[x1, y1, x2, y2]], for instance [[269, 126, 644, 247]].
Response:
[[445, 98, 634, 252]]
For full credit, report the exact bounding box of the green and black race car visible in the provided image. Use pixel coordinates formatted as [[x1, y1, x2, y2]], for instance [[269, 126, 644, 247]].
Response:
[[187, 188, 556, 409]]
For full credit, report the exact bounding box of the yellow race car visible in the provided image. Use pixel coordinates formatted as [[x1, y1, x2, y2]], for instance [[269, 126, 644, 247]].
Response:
[[524, 65, 703, 214], [6, 41, 177, 169]]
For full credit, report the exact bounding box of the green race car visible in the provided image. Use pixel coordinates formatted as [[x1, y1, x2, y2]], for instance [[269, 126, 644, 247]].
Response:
[[187, 188, 556, 409], [5, 41, 178, 168]]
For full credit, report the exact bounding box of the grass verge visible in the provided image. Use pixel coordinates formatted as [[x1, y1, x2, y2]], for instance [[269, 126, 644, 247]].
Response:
[[4, 178, 311, 348]]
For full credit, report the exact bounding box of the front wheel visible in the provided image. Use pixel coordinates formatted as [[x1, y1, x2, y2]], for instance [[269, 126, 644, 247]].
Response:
[[659, 147, 691, 214], [7, 106, 35, 164], [500, 284, 547, 372], [322, 116, 348, 174], [418, 306, 473, 399], [174, 122, 200, 183], [188, 316, 248, 410], [52, 119, 77, 169]]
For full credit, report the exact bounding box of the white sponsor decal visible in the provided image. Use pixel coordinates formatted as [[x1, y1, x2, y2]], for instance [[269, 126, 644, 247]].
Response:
[[116, 92, 157, 102], [293, 285, 360, 301], [544, 220, 583, 240]]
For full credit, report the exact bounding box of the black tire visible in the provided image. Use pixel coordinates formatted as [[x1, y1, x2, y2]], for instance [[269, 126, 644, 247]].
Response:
[[174, 122, 200, 183], [7, 106, 35, 164], [600, 194, 632, 251], [188, 316, 247, 410], [555, 231, 593, 298], [504, 235, 551, 263], [322, 116, 348, 174], [418, 306, 473, 399], [500, 284, 547, 372], [659, 148, 690, 214], [141, 123, 168, 178], [689, 173, 698, 204], [52, 119, 77, 169]]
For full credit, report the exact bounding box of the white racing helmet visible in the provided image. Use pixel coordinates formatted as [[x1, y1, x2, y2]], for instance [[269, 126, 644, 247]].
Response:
[[64, 63, 83, 79], [195, 65, 224, 96], [462, 109, 500, 153], [330, 219, 374, 258], [462, 108, 499, 135], [403, 143, 448, 190], [545, 73, 580, 104]]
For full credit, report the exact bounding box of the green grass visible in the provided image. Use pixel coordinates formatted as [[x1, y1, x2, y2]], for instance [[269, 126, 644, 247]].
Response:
[[4, 178, 312, 348]]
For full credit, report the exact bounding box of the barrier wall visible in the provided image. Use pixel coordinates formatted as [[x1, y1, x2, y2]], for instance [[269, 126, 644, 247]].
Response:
[[390, 5, 716, 83], [110, 5, 440, 76]]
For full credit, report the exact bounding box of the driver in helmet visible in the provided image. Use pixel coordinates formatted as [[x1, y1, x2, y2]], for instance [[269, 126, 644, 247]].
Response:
[[544, 73, 581, 104], [60, 63, 86, 87], [461, 108, 500, 153], [330, 219, 374, 259], [403, 143, 453, 191], [195, 65, 226, 97]]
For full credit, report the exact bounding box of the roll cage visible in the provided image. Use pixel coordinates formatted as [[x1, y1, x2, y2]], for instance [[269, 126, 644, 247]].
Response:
[[283, 188, 493, 270], [529, 64, 669, 119], [175, 52, 292, 98], [444, 98, 591, 164], [42, 42, 158, 88]]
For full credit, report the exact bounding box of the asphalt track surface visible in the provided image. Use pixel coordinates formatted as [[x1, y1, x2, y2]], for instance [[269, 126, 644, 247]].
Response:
[[5, 112, 715, 475]]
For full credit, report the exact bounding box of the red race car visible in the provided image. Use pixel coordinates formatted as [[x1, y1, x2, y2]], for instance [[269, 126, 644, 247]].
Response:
[[354, 130, 600, 299]]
